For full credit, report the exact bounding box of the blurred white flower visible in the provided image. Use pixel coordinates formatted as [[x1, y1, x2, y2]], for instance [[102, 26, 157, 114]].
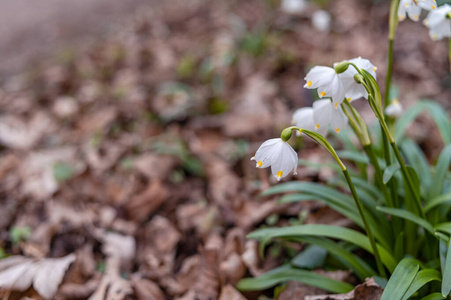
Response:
[[251, 138, 298, 181], [292, 107, 316, 135], [313, 99, 348, 134], [423, 4, 451, 40], [338, 57, 377, 102], [398, 0, 437, 21], [385, 99, 403, 118], [281, 0, 307, 15], [304, 66, 345, 106], [312, 10, 331, 33]]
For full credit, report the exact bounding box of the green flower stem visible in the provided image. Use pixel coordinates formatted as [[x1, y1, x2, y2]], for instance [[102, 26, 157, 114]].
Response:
[[385, 0, 400, 109], [343, 169, 387, 278], [390, 140, 425, 218], [286, 126, 386, 277], [363, 144, 392, 207]]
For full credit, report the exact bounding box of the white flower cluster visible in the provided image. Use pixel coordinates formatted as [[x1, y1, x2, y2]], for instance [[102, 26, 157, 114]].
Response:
[[398, 0, 451, 41], [252, 57, 377, 181]]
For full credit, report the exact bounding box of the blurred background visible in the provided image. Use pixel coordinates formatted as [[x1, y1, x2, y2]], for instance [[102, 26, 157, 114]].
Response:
[[0, 0, 449, 299]]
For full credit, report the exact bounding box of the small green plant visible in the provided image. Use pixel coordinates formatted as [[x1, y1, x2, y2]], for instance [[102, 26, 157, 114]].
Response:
[[238, 1, 451, 299]]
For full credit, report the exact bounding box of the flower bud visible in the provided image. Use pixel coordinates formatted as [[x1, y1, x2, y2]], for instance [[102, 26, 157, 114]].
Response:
[[353, 73, 364, 84], [334, 61, 350, 74], [281, 127, 294, 141]]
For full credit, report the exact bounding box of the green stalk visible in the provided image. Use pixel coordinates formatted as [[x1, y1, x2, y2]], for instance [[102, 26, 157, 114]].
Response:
[[385, 0, 400, 108], [343, 169, 387, 278], [449, 38, 451, 74], [363, 144, 392, 207]]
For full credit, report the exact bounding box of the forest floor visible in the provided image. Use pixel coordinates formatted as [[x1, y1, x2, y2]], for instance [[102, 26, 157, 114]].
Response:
[[0, 0, 449, 299]]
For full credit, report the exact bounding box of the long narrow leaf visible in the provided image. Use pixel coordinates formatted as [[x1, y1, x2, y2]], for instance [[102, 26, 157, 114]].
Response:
[[236, 264, 354, 293], [442, 237, 451, 297], [419, 292, 446, 300], [377, 206, 435, 235], [247, 224, 397, 272], [381, 258, 419, 300], [430, 145, 451, 199], [424, 193, 451, 213], [401, 269, 441, 300], [293, 236, 376, 281]]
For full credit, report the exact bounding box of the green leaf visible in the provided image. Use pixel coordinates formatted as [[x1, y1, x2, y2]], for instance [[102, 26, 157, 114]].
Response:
[[435, 222, 451, 235], [442, 237, 451, 297], [293, 236, 376, 281], [336, 150, 369, 164], [424, 193, 451, 213], [401, 139, 432, 194], [291, 245, 327, 269], [381, 258, 420, 300], [395, 100, 451, 145], [430, 144, 451, 199], [278, 194, 315, 204], [236, 264, 354, 293], [383, 164, 400, 184], [247, 224, 397, 272], [53, 162, 74, 182], [261, 182, 391, 249], [419, 293, 446, 300], [376, 206, 435, 235], [401, 269, 441, 300]]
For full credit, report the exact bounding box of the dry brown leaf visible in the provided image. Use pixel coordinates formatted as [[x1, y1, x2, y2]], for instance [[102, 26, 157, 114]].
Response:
[[125, 180, 170, 222], [0, 254, 75, 299], [133, 153, 177, 180], [56, 278, 100, 300], [218, 284, 246, 300], [0, 112, 54, 150], [131, 277, 165, 300], [102, 232, 136, 270], [305, 278, 383, 300]]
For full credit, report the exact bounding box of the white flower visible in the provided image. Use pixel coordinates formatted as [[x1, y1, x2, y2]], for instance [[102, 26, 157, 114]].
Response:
[[424, 4, 451, 40], [304, 66, 345, 106], [292, 107, 317, 136], [338, 57, 377, 102], [398, 0, 437, 22], [312, 10, 331, 33], [313, 99, 348, 134], [281, 0, 307, 15], [385, 99, 403, 118], [251, 138, 298, 181]]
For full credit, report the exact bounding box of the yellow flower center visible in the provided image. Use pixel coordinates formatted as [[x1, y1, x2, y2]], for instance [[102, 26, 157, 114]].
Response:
[[316, 124, 320, 129], [334, 102, 338, 108], [257, 161, 263, 167], [320, 92, 326, 97], [307, 81, 313, 87], [276, 171, 283, 178], [336, 128, 340, 133]]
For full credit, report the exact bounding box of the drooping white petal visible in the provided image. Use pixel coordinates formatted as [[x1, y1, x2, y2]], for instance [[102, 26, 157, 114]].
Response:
[[281, 0, 307, 15], [313, 99, 333, 136], [425, 4, 451, 40], [385, 100, 403, 118], [398, 0, 422, 21], [330, 106, 348, 133], [418, 0, 437, 11], [251, 138, 280, 168], [270, 141, 298, 181], [313, 99, 348, 135], [292, 107, 316, 133], [304, 66, 345, 104], [338, 57, 377, 102]]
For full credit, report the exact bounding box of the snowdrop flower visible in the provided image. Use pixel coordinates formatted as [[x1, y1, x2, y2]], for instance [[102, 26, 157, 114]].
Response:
[[281, 0, 307, 15], [304, 66, 345, 106], [385, 99, 403, 118], [312, 10, 331, 33], [423, 4, 451, 40], [398, 0, 437, 22], [251, 138, 298, 181], [292, 107, 316, 136], [313, 99, 348, 134], [338, 57, 377, 102]]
